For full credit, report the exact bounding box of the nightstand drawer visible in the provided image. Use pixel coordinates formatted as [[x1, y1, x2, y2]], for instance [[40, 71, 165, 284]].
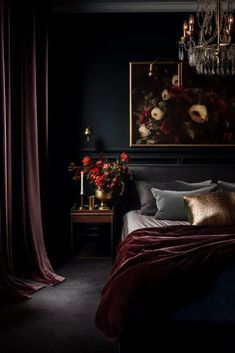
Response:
[[70, 208, 115, 261], [71, 212, 113, 223]]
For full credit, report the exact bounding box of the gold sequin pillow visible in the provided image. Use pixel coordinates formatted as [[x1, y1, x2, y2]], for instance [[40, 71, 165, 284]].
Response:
[[183, 192, 235, 226], [227, 192, 235, 210]]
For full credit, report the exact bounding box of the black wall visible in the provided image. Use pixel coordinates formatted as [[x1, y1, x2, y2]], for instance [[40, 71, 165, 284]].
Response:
[[50, 12, 235, 163], [48, 12, 235, 263]]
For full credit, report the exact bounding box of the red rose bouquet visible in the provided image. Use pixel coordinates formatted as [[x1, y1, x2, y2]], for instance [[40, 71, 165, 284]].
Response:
[[69, 152, 130, 196]]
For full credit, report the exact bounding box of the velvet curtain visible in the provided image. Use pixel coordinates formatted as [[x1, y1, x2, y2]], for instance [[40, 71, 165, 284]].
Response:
[[0, 0, 64, 300]]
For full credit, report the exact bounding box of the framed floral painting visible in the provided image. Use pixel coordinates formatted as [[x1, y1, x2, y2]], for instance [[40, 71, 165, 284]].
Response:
[[129, 61, 235, 146]]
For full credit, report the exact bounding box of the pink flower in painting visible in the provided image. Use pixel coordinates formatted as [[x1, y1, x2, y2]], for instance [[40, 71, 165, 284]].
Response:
[[139, 124, 151, 137]]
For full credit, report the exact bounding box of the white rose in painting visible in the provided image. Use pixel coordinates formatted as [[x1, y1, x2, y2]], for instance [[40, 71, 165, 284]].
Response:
[[172, 74, 179, 87], [161, 89, 170, 101], [138, 124, 151, 137], [188, 104, 208, 123], [151, 107, 164, 121]]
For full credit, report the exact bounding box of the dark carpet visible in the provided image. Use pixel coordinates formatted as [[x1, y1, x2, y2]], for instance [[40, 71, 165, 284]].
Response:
[[0, 259, 118, 353]]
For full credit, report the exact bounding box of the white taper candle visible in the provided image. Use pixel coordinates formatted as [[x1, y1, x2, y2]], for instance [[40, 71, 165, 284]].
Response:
[[80, 171, 84, 195]]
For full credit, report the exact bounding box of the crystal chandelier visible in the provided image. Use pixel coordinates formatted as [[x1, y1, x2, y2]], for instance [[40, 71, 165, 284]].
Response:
[[178, 0, 235, 75]]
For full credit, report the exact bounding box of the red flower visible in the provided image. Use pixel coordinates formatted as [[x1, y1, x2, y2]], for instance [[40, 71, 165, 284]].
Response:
[[90, 167, 99, 174], [69, 152, 130, 195], [96, 160, 103, 167], [103, 163, 111, 169], [214, 98, 228, 113], [174, 135, 180, 144], [171, 86, 185, 94], [95, 175, 106, 188], [139, 113, 147, 124], [82, 156, 92, 166], [159, 120, 172, 135], [120, 152, 129, 162]]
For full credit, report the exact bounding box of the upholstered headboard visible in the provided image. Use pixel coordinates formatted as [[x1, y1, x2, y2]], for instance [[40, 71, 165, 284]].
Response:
[[129, 164, 235, 183], [121, 163, 235, 213]]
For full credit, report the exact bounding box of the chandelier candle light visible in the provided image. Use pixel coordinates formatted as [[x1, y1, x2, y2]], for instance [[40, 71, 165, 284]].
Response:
[[179, 0, 235, 75]]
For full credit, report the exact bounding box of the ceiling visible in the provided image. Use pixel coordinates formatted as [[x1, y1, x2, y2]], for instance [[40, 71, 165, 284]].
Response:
[[50, 1, 198, 13]]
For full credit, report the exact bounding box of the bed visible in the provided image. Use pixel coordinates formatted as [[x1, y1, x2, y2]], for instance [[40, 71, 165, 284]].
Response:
[[95, 164, 235, 353], [121, 210, 189, 239]]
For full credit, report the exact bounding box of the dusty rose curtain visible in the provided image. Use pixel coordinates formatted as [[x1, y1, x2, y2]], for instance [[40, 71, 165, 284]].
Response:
[[0, 0, 64, 300]]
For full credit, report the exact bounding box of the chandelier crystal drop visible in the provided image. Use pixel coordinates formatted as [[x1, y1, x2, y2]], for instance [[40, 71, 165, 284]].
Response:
[[179, 0, 235, 75]]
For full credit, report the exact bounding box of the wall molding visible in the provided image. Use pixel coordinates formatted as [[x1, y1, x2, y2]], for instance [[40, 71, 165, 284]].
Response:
[[79, 148, 235, 164], [52, 2, 197, 14]]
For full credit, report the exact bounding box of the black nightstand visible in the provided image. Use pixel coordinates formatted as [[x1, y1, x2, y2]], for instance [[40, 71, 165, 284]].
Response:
[[70, 208, 115, 261]]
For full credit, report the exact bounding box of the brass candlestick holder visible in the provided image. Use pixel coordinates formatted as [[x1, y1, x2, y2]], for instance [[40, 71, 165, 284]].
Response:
[[89, 196, 95, 210], [79, 194, 85, 210]]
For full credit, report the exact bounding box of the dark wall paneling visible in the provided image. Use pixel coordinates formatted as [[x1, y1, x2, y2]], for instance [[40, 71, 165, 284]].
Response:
[[50, 12, 235, 167], [79, 148, 235, 165]]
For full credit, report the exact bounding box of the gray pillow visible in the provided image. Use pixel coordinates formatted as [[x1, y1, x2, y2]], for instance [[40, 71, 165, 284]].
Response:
[[135, 180, 176, 215], [151, 184, 218, 221], [176, 180, 213, 191], [218, 180, 235, 192]]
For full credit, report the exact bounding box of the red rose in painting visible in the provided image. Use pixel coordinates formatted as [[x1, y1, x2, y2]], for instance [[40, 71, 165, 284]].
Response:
[[171, 85, 184, 94], [159, 120, 172, 135], [224, 132, 233, 142], [174, 135, 180, 144], [214, 98, 228, 113], [139, 113, 147, 124], [82, 156, 92, 166]]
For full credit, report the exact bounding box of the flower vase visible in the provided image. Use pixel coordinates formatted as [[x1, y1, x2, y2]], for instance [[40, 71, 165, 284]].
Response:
[[95, 189, 112, 210]]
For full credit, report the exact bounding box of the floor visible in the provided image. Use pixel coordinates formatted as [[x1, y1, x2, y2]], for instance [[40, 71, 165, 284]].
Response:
[[0, 259, 118, 353]]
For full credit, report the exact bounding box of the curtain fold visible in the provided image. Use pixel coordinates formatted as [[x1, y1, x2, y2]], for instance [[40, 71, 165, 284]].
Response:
[[0, 0, 64, 300]]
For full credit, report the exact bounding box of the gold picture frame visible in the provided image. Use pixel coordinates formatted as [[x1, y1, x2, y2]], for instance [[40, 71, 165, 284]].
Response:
[[129, 61, 235, 147]]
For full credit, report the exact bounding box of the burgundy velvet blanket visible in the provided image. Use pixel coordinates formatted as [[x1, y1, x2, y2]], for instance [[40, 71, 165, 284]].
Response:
[[95, 224, 235, 341]]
